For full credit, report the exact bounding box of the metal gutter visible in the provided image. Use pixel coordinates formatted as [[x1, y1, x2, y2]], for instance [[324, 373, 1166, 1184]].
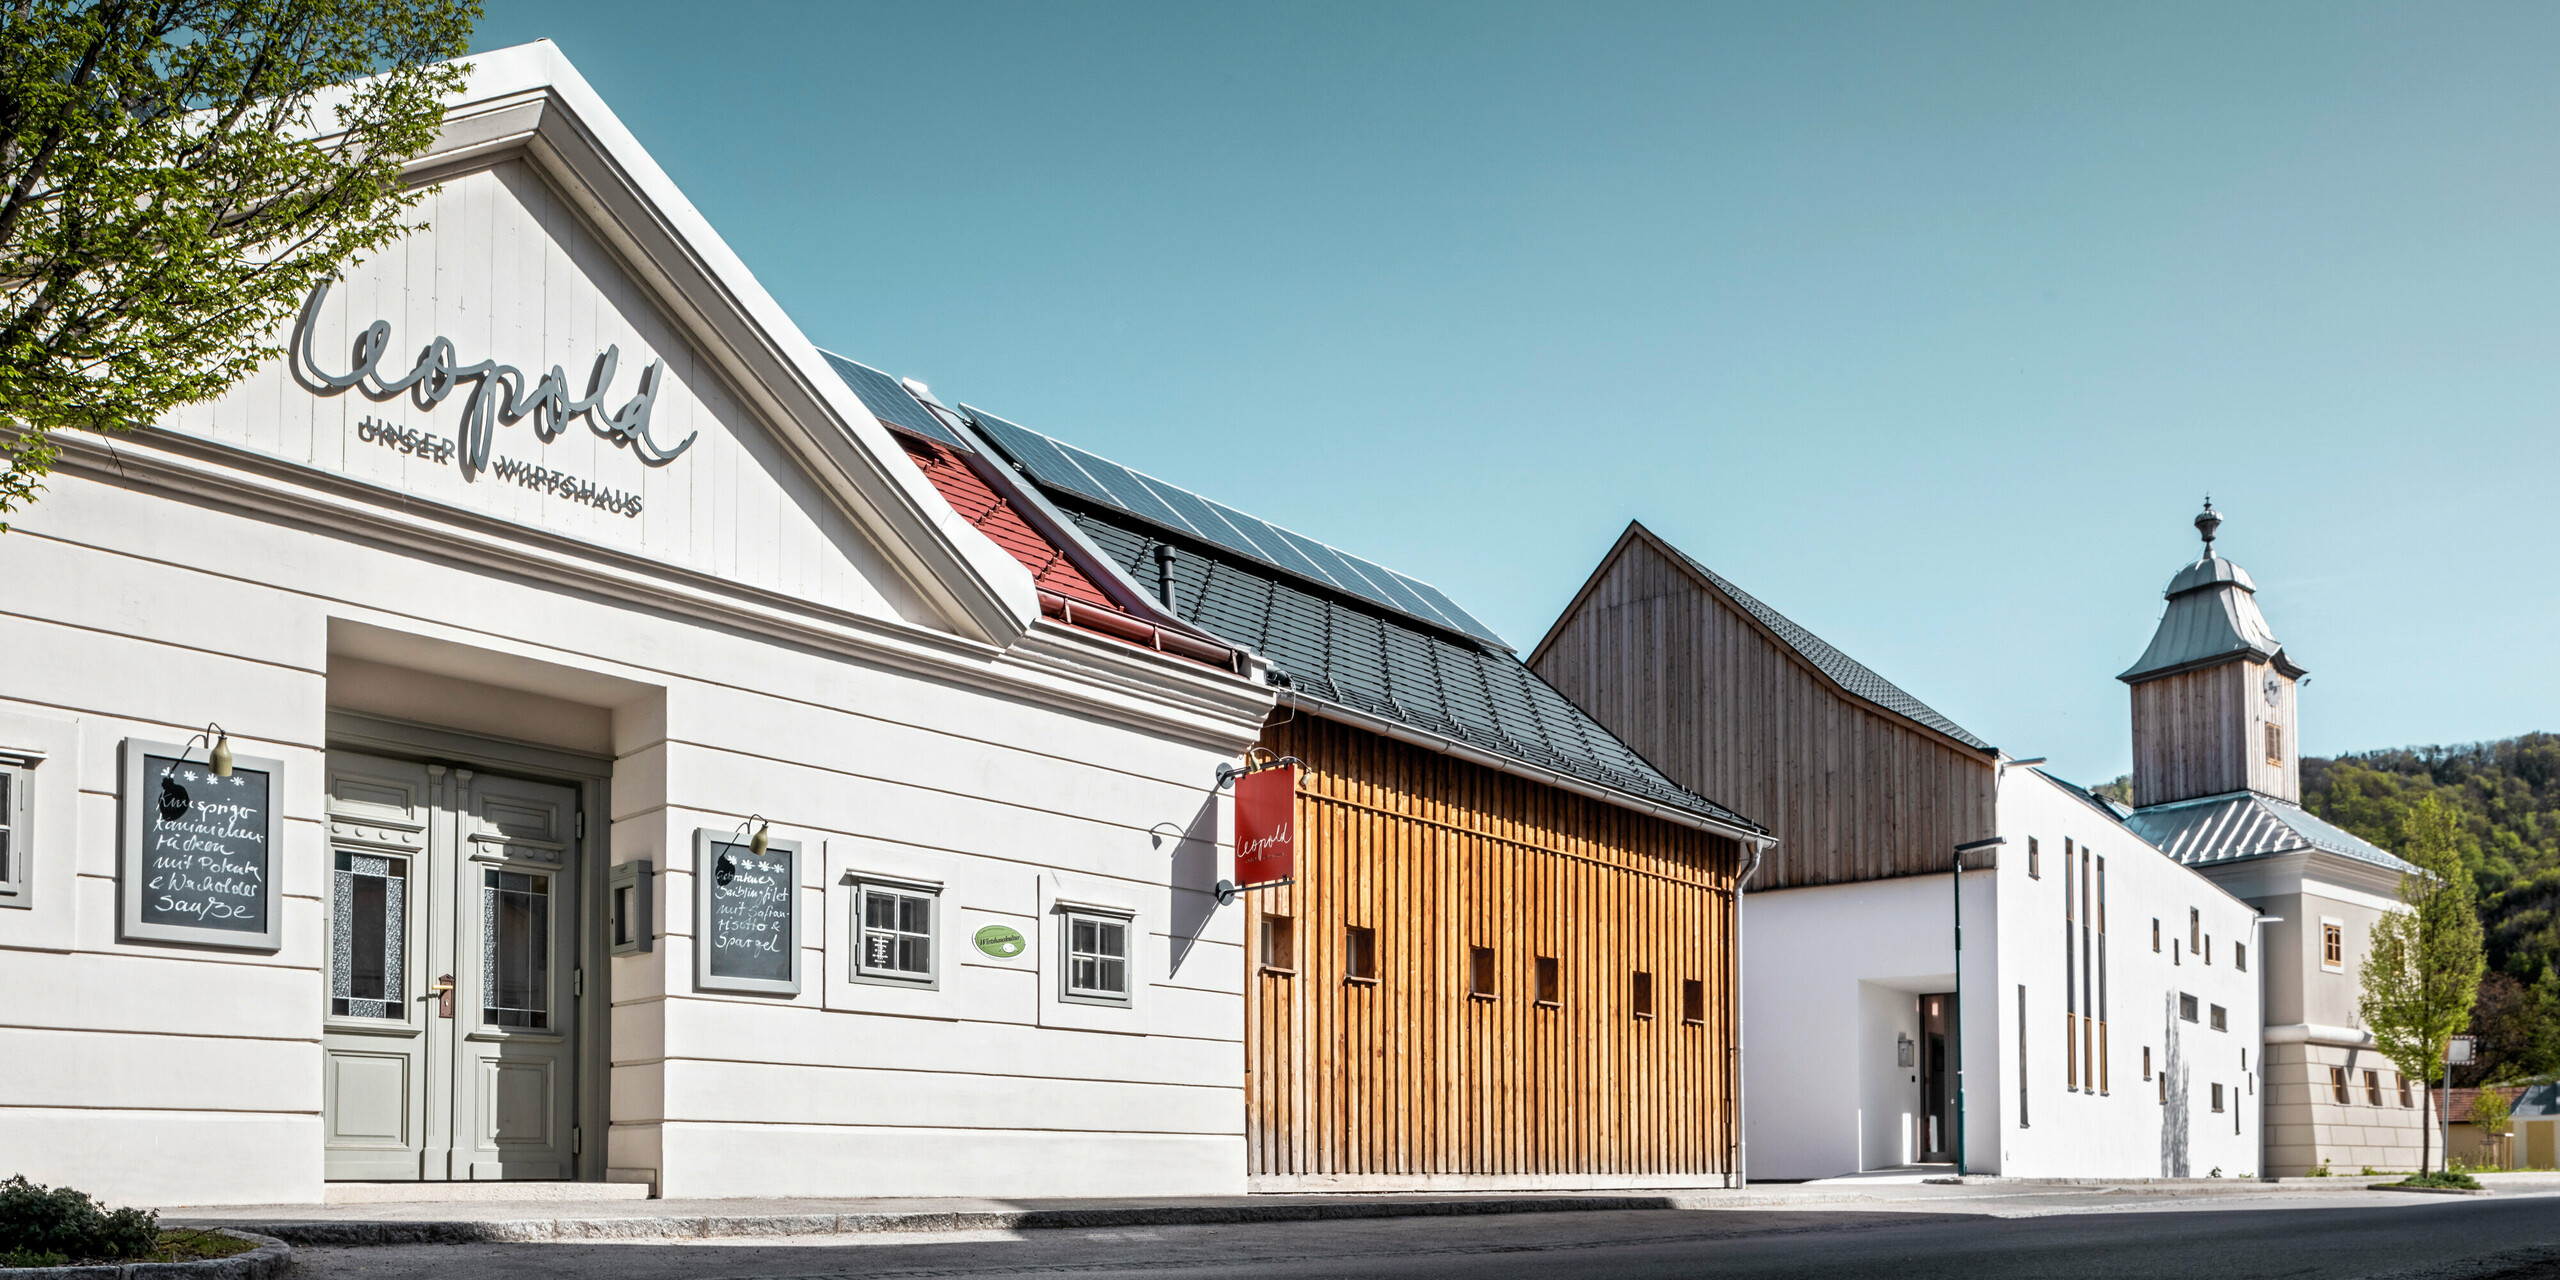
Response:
[[1286, 691, 1773, 848], [1732, 838, 1765, 1189]]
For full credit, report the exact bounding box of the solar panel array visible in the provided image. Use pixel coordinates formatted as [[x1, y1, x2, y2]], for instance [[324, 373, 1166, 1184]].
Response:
[[818, 350, 970, 450], [961, 406, 1512, 651], [1066, 511, 1759, 830]]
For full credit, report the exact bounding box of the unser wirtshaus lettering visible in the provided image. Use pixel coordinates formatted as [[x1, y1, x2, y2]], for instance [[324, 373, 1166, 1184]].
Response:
[[492, 456, 645, 517]]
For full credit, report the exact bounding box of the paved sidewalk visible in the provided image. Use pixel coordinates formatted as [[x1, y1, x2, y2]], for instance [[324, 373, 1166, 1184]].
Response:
[[163, 1173, 2542, 1246]]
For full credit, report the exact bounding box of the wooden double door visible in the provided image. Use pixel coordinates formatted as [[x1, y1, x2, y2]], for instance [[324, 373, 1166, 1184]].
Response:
[[321, 751, 581, 1181]]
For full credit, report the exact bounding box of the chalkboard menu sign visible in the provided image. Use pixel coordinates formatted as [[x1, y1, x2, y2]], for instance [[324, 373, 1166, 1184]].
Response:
[[694, 828, 801, 994], [120, 738, 284, 950]]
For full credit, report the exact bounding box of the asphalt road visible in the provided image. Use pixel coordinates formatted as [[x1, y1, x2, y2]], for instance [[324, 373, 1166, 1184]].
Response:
[[288, 1192, 2560, 1280]]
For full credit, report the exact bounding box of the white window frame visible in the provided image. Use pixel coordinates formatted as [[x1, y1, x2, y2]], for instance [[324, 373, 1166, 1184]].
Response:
[[1061, 906, 1135, 1007], [852, 874, 941, 989], [0, 753, 31, 908]]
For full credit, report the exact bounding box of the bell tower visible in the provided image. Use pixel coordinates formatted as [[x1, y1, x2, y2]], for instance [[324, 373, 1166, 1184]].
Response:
[[2121, 501, 2306, 808]]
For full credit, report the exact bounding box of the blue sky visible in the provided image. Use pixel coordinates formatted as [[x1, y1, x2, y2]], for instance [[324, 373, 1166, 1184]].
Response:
[[473, 2, 2559, 785]]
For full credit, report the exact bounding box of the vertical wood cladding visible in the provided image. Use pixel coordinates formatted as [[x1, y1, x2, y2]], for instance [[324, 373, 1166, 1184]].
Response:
[[1245, 712, 1742, 1185], [2128, 660, 2298, 807], [1531, 535, 1994, 891]]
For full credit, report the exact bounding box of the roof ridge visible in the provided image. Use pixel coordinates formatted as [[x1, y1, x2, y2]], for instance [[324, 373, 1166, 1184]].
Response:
[[1660, 540, 1992, 752]]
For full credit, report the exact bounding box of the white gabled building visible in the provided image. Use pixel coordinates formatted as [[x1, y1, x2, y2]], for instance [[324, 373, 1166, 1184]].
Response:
[[1535, 522, 2264, 1179], [0, 43, 1280, 1206]]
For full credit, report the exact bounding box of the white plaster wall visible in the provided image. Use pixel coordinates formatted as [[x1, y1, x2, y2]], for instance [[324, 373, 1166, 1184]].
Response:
[[1742, 874, 1985, 1180], [0, 49, 1282, 1209], [1990, 770, 2264, 1179]]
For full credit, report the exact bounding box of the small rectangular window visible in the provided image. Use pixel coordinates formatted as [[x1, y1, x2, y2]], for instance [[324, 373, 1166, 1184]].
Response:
[[2322, 921, 2345, 971], [2205, 934, 2213, 965], [1534, 956, 1561, 1007], [2158, 1069, 2167, 1104], [2331, 1067, 2350, 1105], [1469, 946, 1497, 999], [2210, 1004, 2227, 1032], [2397, 1075, 2413, 1108], [857, 882, 937, 984], [2179, 993, 2198, 1022], [2028, 837, 2040, 879], [1344, 925, 1376, 983], [1259, 914, 1295, 972], [2152, 918, 2160, 952], [1063, 910, 1132, 1005], [2365, 1070, 2382, 1106], [2190, 908, 2201, 954], [2236, 941, 2247, 972], [2143, 1045, 2153, 1081], [1681, 978, 1706, 1025], [2213, 1082, 2225, 1113], [1632, 971, 1654, 1020], [2267, 722, 2284, 766], [0, 759, 29, 905]]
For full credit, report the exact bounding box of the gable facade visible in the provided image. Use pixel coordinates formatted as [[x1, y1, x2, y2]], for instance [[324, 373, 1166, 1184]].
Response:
[[0, 44, 1273, 1206]]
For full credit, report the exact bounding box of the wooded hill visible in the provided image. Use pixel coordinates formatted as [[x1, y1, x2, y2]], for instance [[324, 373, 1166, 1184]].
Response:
[[2305, 733, 2560, 1085]]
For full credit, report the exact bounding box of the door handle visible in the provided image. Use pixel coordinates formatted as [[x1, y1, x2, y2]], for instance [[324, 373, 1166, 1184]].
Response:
[[432, 974, 455, 1019]]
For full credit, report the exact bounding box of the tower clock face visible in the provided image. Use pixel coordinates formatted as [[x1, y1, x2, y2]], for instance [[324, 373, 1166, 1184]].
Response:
[[2264, 674, 2281, 707]]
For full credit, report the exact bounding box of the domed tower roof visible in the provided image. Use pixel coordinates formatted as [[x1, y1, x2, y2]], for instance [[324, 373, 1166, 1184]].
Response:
[[2118, 500, 2306, 684]]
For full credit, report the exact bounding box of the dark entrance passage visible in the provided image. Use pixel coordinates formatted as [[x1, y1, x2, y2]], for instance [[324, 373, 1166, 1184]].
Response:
[[1919, 992, 1958, 1163]]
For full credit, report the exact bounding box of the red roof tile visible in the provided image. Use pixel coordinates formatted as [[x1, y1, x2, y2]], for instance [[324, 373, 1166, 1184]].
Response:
[[895, 430, 1234, 672]]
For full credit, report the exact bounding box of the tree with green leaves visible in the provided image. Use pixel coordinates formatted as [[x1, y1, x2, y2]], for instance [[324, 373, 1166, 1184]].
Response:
[[2361, 793, 2489, 1173], [0, 0, 479, 527], [2467, 1088, 2513, 1169]]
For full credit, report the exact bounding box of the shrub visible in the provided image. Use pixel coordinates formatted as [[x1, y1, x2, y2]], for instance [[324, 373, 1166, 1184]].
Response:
[[2399, 1169, 2483, 1190], [0, 1175, 160, 1268]]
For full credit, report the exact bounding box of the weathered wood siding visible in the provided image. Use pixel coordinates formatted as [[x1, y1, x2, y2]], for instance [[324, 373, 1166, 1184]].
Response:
[[1531, 536, 1993, 891], [1245, 713, 1742, 1187], [2128, 660, 2297, 807]]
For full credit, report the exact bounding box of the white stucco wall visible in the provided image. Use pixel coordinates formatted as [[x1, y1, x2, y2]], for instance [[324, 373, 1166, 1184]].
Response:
[[0, 50, 1271, 1207], [1742, 768, 2267, 1181]]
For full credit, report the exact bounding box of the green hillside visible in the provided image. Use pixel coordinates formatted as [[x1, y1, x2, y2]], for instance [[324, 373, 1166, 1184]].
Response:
[[2304, 733, 2560, 1084]]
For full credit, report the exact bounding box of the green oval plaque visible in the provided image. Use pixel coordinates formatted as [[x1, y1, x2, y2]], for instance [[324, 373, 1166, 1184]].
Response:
[[974, 924, 1027, 959]]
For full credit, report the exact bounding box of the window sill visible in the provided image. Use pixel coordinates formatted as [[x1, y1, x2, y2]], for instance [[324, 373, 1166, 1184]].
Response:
[[1344, 975, 1378, 987], [1468, 992, 1498, 1002], [1633, 1012, 1655, 1022], [1534, 999, 1561, 1010], [1259, 965, 1297, 978], [1681, 1018, 1704, 1028]]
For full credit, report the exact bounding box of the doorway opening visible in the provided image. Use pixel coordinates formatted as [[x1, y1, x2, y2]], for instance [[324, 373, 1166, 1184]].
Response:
[[1918, 992, 1958, 1163], [321, 742, 595, 1181]]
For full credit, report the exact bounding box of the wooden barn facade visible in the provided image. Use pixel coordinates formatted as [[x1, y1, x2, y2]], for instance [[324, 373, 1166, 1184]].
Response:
[[955, 416, 1771, 1190]]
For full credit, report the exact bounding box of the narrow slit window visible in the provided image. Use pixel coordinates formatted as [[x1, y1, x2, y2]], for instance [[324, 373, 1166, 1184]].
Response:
[[2027, 837, 2040, 879], [1632, 970, 1654, 1020], [2190, 908, 2201, 954], [2236, 941, 2247, 972], [2397, 1075, 2413, 1108], [1469, 946, 1497, 999], [2143, 1045, 2152, 1081], [2152, 918, 2161, 953], [2365, 1070, 2382, 1106], [2017, 984, 2030, 1127], [1344, 925, 1376, 983], [1534, 956, 1561, 1007], [0, 761, 24, 903], [1681, 978, 1705, 1025], [2212, 1082, 2225, 1113], [2266, 722, 2284, 765], [2330, 1067, 2350, 1104], [1259, 914, 1295, 973]]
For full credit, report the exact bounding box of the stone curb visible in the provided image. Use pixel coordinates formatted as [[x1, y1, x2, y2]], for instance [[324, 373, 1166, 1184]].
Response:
[[198, 1195, 1763, 1246], [2, 1230, 290, 1280], [2373, 1184, 2494, 1197]]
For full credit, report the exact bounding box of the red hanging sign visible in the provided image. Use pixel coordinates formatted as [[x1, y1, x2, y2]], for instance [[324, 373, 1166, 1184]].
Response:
[[1233, 764, 1297, 888]]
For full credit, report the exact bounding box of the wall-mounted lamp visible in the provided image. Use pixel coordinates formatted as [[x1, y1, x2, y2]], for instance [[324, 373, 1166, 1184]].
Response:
[[732, 814, 772, 857], [156, 723, 235, 819], [1215, 749, 1305, 790]]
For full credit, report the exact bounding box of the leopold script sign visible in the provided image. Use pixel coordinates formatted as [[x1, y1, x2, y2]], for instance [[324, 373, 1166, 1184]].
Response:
[[1233, 764, 1297, 889], [119, 739, 285, 950], [695, 829, 802, 995], [294, 278, 700, 475]]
